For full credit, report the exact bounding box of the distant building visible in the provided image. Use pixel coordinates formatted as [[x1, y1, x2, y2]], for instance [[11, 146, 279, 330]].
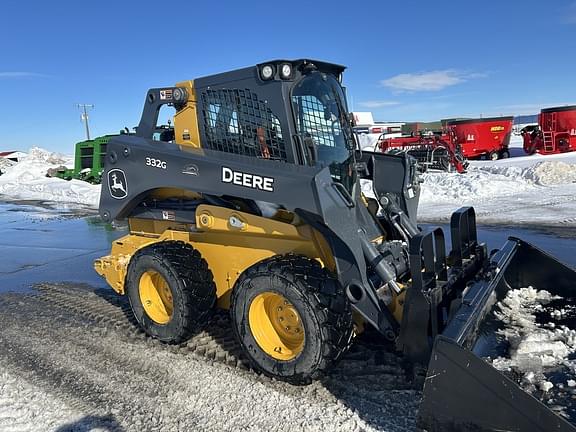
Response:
[[0, 151, 27, 162], [351, 112, 404, 136]]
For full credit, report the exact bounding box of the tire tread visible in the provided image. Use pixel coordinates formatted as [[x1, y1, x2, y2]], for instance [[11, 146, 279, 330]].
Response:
[[231, 254, 353, 384], [127, 241, 216, 344]]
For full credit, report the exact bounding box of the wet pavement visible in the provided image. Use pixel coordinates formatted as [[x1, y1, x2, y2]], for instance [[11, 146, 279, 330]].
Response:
[[0, 201, 125, 293], [423, 222, 576, 268], [0, 200, 574, 294]]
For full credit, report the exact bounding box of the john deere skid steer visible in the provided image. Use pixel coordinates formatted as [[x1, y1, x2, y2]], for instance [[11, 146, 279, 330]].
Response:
[[95, 59, 576, 431]]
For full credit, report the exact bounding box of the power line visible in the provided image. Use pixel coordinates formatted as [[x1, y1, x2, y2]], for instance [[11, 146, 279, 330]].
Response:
[[76, 104, 94, 140]]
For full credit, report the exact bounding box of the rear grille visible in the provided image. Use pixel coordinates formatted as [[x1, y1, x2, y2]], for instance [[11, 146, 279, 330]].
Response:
[[200, 89, 287, 161], [99, 143, 107, 168], [80, 147, 94, 169]]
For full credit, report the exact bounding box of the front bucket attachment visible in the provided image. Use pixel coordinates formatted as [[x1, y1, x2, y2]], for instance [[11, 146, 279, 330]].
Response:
[[418, 238, 576, 431]]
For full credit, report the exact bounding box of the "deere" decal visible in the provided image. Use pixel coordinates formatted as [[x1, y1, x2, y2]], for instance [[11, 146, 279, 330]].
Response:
[[222, 167, 274, 192]]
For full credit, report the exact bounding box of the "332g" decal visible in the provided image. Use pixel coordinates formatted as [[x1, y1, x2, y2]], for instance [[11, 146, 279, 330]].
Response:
[[145, 157, 167, 169]]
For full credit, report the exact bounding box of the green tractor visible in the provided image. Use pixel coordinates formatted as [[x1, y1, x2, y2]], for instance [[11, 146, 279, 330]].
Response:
[[48, 126, 174, 184], [47, 135, 113, 184]]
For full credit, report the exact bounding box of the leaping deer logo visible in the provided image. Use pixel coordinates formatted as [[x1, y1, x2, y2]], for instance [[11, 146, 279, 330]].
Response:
[[111, 173, 126, 194], [108, 169, 128, 199]]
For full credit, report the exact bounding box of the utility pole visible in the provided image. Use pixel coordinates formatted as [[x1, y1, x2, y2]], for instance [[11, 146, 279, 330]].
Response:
[[76, 104, 94, 140]]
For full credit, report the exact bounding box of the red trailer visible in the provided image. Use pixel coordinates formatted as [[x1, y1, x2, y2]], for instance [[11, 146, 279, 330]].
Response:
[[446, 116, 514, 160], [522, 105, 576, 155]]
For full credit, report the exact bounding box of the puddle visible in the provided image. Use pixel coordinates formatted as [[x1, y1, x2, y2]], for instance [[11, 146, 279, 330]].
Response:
[[0, 200, 125, 293]]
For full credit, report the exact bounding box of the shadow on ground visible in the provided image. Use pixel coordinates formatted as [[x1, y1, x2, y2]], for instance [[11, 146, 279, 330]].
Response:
[[54, 415, 125, 432]]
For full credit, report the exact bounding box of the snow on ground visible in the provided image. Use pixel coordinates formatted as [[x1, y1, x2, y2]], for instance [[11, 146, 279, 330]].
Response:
[[418, 149, 576, 226], [0, 148, 100, 207], [361, 134, 576, 227], [0, 369, 85, 431], [0, 283, 419, 432]]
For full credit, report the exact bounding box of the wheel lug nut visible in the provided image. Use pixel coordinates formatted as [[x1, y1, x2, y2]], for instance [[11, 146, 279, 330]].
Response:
[[279, 317, 284, 322], [285, 326, 290, 331], [277, 306, 282, 312]]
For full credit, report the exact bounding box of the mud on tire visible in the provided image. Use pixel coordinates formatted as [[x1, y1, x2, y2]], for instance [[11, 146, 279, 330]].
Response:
[[125, 241, 216, 344], [230, 254, 354, 384]]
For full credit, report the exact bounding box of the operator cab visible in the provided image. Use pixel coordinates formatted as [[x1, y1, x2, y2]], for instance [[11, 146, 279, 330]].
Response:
[[135, 59, 358, 193]]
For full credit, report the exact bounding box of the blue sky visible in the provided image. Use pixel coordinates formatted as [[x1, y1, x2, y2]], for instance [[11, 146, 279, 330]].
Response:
[[1, 0, 575, 152]]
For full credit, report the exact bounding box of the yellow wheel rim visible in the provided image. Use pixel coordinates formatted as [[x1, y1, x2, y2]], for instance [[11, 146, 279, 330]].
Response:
[[139, 270, 173, 324], [248, 292, 305, 361]]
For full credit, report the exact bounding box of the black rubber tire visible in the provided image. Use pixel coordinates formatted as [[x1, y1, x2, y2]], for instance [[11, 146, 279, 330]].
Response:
[[125, 241, 216, 344], [500, 149, 510, 159], [230, 254, 353, 384]]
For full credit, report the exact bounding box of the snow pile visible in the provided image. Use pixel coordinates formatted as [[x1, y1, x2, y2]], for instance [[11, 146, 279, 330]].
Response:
[[524, 161, 576, 186], [418, 157, 576, 225], [0, 157, 15, 174], [0, 147, 100, 207], [421, 161, 576, 204], [362, 158, 576, 226], [491, 287, 576, 393], [420, 165, 537, 204], [26, 147, 70, 165], [476, 161, 576, 186]]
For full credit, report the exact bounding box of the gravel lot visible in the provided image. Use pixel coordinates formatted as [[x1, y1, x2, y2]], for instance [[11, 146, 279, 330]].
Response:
[[0, 283, 420, 432]]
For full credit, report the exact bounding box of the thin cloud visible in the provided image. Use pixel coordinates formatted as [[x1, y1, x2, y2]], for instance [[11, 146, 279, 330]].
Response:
[[381, 70, 486, 92], [357, 100, 401, 108], [0, 72, 49, 79]]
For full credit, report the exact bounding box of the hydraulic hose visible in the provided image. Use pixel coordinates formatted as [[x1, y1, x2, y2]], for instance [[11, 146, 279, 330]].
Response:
[[359, 230, 402, 294]]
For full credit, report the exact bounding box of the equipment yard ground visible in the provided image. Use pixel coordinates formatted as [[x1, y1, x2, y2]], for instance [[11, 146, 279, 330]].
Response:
[[0, 200, 575, 432]]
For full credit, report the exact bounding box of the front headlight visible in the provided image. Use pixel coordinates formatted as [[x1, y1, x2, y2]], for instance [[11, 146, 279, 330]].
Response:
[[260, 64, 275, 80], [279, 63, 292, 79]]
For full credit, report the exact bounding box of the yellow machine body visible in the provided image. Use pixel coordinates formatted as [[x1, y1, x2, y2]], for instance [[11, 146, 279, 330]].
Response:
[[94, 203, 405, 323], [173, 80, 201, 148], [95, 204, 334, 309]]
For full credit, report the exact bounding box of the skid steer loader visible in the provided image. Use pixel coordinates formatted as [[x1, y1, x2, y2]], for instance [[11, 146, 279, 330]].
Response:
[[94, 59, 576, 431]]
